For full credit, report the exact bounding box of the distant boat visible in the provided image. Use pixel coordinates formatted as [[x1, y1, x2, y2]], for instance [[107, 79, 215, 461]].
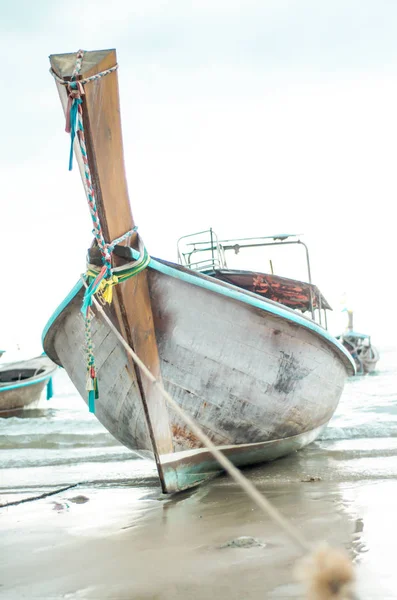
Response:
[[0, 350, 4, 359], [337, 310, 379, 375], [43, 48, 355, 494], [0, 355, 57, 416]]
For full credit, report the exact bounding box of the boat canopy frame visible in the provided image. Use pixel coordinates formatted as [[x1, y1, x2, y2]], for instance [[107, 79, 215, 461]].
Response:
[[177, 229, 329, 328]]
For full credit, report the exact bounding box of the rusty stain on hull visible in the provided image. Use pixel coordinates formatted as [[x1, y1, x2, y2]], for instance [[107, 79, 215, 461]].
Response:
[[205, 269, 332, 313], [171, 424, 201, 448]]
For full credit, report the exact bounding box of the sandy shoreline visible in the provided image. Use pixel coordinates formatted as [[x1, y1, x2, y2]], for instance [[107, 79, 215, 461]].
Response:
[[2, 441, 397, 599]]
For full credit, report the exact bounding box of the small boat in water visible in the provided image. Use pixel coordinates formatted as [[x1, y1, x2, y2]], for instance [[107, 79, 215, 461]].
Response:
[[0, 355, 57, 416], [337, 311, 379, 375], [42, 49, 355, 493]]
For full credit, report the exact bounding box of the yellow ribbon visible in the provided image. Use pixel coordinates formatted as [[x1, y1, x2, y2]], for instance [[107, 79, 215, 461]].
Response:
[[98, 274, 119, 304]]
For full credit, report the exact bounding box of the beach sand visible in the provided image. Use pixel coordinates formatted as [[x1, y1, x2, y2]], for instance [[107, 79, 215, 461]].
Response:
[[1, 442, 397, 600]]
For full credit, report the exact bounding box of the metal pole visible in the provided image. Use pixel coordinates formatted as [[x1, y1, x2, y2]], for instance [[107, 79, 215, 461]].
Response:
[[210, 227, 215, 268]]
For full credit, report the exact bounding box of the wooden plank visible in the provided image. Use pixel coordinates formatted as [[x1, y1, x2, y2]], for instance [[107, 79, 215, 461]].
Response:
[[49, 50, 174, 489]]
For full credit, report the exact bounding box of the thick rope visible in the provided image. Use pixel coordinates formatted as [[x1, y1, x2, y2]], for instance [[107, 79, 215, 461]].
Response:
[[52, 49, 356, 598], [0, 484, 78, 509], [87, 286, 359, 599], [84, 281, 310, 553]]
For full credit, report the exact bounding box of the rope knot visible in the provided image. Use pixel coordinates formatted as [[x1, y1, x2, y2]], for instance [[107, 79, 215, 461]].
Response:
[[67, 80, 85, 98], [102, 244, 113, 267], [50, 48, 117, 173], [65, 87, 84, 135]]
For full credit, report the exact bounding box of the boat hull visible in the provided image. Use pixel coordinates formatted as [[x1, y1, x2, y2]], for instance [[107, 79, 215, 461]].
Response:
[[339, 334, 379, 376], [0, 380, 48, 414], [43, 260, 354, 492], [0, 356, 57, 415], [161, 423, 326, 491], [363, 359, 378, 374], [361, 348, 379, 374]]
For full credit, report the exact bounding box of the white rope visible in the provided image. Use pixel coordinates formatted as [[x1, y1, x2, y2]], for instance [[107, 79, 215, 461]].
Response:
[[85, 281, 311, 553], [49, 64, 119, 86]]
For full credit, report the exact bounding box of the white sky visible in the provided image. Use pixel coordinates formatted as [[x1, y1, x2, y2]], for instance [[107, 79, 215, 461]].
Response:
[[1, 0, 396, 355]]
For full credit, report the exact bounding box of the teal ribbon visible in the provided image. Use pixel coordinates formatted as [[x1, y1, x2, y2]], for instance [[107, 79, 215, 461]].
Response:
[[81, 270, 107, 316], [88, 389, 95, 413], [46, 377, 53, 400], [69, 97, 82, 171]]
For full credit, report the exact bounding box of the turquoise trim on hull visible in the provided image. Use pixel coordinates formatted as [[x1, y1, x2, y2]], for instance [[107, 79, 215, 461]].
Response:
[[0, 373, 52, 394], [42, 280, 84, 345], [150, 258, 355, 372], [42, 257, 355, 373]]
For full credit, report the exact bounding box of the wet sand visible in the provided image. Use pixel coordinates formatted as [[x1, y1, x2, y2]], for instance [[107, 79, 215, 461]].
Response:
[[1, 443, 397, 599]]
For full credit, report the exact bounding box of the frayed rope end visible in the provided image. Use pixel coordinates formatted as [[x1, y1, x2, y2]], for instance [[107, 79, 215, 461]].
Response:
[[295, 543, 357, 600]]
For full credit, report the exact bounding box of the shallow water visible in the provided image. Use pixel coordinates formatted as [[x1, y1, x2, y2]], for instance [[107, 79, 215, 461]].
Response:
[[320, 345, 397, 441], [1, 346, 397, 599]]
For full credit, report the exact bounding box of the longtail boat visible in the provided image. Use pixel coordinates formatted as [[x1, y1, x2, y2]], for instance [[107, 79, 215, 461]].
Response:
[[0, 355, 57, 416], [42, 49, 355, 493], [337, 310, 379, 375]]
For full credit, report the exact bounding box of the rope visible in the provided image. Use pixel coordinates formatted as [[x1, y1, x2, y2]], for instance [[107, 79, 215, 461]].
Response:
[[0, 484, 78, 509], [50, 64, 119, 87], [86, 284, 358, 597], [52, 49, 356, 598], [82, 233, 149, 315], [80, 237, 149, 413], [84, 237, 150, 310], [84, 281, 310, 554], [84, 310, 98, 412], [52, 48, 121, 271], [51, 50, 146, 413]]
